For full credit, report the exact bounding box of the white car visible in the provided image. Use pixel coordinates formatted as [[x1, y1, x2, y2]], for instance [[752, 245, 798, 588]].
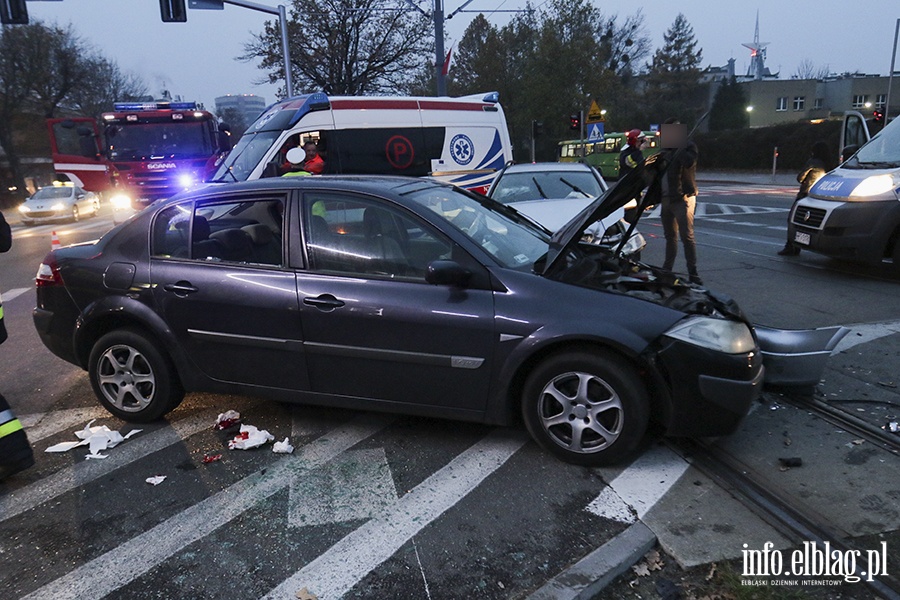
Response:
[[487, 162, 646, 258], [18, 183, 100, 226]]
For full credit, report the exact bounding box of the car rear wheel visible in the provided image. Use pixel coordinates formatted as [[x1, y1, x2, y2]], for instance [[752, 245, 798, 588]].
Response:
[[88, 329, 184, 422], [522, 350, 649, 466], [71, 205, 80, 222]]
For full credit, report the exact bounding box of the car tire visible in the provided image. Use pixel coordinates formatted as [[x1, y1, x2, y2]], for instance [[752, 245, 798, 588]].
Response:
[[522, 350, 649, 466], [93, 200, 100, 217], [88, 328, 184, 422], [71, 205, 80, 222]]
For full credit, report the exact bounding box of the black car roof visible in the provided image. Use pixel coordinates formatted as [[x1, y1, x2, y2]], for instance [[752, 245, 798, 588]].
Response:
[[168, 175, 446, 204]]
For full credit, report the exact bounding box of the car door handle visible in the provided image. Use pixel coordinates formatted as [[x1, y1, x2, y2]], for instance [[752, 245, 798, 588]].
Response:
[[303, 294, 345, 311], [163, 281, 199, 297]]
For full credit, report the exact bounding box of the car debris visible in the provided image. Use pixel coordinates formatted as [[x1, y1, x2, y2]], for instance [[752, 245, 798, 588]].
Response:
[[201, 453, 223, 463], [145, 475, 166, 486]]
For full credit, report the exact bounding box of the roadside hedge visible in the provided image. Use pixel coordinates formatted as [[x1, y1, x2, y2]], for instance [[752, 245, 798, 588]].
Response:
[[694, 120, 842, 172]]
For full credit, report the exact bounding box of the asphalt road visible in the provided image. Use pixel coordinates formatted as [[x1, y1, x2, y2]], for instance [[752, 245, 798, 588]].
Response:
[[2, 181, 899, 599]]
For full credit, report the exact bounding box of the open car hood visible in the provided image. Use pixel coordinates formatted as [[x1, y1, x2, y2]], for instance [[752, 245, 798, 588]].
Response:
[[541, 154, 660, 275]]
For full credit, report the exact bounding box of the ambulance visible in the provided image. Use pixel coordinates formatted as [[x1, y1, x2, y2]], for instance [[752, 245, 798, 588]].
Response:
[[210, 92, 513, 194], [788, 111, 900, 271]]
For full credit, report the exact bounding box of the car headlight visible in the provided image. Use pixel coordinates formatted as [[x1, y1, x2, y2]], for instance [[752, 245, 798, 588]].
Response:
[[18, 204, 30, 213], [110, 193, 132, 209], [664, 316, 756, 354], [851, 174, 896, 197], [620, 230, 646, 255]]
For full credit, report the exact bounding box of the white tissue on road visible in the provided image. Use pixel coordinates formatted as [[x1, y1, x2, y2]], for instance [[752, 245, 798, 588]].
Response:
[[44, 419, 142, 459], [145, 475, 166, 485], [272, 437, 294, 454], [228, 424, 274, 450]]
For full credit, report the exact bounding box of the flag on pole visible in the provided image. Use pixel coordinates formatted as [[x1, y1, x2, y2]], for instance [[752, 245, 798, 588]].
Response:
[[441, 43, 454, 77]]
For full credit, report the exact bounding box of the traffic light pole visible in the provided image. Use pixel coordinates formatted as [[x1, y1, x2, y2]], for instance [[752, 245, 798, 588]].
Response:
[[886, 18, 899, 124], [222, 1, 293, 98]]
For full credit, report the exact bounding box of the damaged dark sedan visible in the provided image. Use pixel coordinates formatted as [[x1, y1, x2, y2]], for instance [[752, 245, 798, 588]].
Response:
[[33, 159, 764, 466]]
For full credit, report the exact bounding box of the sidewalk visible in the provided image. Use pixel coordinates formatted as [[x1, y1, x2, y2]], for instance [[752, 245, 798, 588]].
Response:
[[697, 169, 799, 187]]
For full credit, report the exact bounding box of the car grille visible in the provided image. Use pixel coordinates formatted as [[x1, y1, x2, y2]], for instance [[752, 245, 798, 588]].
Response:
[[791, 206, 826, 228], [26, 210, 63, 218]]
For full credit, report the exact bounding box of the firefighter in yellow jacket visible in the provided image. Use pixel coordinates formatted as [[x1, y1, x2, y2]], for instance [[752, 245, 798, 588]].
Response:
[[0, 209, 35, 481]]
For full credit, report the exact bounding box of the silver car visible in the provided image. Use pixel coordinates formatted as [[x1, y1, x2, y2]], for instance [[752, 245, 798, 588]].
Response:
[[487, 162, 646, 258], [18, 184, 100, 226]]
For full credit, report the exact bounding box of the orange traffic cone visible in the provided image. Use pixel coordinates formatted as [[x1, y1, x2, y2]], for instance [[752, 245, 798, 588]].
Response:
[[51, 231, 60, 250]]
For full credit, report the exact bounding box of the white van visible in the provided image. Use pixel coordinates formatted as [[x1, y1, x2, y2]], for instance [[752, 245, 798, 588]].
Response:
[[788, 111, 900, 270], [211, 92, 513, 194]]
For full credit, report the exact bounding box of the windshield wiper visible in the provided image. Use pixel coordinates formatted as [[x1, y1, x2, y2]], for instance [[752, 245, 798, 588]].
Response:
[[559, 177, 591, 197], [532, 176, 548, 199], [212, 167, 239, 183]]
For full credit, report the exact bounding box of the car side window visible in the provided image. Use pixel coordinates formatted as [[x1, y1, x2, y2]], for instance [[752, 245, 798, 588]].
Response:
[[152, 198, 284, 266], [303, 192, 452, 280]]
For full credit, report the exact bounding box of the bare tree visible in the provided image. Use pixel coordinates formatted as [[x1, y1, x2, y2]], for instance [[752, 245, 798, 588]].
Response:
[[242, 0, 432, 97], [68, 54, 149, 118], [794, 58, 830, 80]]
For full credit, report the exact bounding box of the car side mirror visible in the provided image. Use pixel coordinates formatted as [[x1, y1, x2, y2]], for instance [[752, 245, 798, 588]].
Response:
[[425, 260, 471, 288]]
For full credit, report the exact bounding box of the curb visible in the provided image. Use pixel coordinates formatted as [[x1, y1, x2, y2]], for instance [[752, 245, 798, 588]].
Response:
[[527, 522, 657, 600]]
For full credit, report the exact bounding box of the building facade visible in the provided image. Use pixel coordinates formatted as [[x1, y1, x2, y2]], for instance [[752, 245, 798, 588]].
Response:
[[739, 73, 895, 127]]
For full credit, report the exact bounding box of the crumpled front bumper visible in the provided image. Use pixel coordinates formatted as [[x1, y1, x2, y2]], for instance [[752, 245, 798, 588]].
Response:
[[754, 325, 850, 387]]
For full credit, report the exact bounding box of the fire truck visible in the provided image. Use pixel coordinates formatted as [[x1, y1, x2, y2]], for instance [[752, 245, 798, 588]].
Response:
[[47, 101, 231, 221]]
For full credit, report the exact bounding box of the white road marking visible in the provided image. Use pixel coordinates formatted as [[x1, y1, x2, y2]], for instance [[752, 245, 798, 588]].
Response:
[[0, 287, 30, 302], [289, 447, 398, 527], [21, 415, 393, 600], [586, 444, 690, 524], [834, 319, 900, 353], [263, 429, 528, 600], [19, 406, 109, 442], [0, 407, 225, 522]]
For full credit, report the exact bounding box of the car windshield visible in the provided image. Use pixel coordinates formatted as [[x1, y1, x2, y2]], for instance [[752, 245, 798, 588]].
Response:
[[32, 187, 72, 200], [846, 118, 900, 168], [406, 185, 550, 270], [491, 171, 604, 204], [211, 130, 282, 182]]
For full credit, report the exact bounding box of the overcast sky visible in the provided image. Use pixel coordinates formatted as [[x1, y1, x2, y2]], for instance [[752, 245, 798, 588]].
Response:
[[25, 1, 900, 115]]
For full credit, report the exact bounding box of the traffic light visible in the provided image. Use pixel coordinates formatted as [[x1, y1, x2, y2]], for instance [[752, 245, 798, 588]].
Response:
[[569, 114, 580, 131], [159, 0, 187, 22], [532, 120, 543, 138], [0, 0, 28, 25], [873, 109, 884, 123]]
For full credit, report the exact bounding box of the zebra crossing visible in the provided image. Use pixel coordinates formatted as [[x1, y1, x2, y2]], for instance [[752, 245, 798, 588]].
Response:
[[10, 215, 116, 241]]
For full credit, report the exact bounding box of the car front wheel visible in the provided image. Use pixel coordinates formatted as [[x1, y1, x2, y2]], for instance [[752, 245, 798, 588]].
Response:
[[71, 205, 80, 222], [88, 328, 184, 422], [522, 350, 649, 466]]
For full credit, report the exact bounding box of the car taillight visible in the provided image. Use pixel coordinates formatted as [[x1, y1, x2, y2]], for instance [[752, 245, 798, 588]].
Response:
[[35, 252, 63, 287]]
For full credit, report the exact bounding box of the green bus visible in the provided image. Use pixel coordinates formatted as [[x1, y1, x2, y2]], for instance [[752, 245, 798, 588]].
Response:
[[558, 131, 659, 180]]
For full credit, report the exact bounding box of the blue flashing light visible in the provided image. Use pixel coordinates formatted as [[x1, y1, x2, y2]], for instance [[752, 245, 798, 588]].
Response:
[[113, 101, 198, 112], [287, 92, 331, 127], [482, 92, 500, 103]]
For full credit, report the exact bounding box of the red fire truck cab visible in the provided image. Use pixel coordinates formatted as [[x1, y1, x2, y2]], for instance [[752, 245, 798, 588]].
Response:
[[47, 101, 230, 221]]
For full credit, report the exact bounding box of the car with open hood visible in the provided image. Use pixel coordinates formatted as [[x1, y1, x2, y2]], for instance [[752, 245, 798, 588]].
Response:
[[33, 160, 766, 466]]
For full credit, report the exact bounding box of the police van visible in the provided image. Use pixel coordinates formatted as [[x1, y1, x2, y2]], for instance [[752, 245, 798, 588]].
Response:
[[788, 111, 900, 270], [212, 92, 513, 194]]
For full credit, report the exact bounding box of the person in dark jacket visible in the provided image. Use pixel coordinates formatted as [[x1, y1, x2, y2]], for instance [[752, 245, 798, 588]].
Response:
[[0, 210, 35, 481], [652, 118, 702, 284], [778, 141, 833, 256]]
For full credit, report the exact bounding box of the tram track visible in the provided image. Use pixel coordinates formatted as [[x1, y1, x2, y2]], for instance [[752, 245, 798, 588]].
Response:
[[667, 404, 900, 599]]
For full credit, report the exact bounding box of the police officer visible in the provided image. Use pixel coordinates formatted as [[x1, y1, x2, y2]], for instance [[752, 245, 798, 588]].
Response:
[[0, 209, 35, 481]]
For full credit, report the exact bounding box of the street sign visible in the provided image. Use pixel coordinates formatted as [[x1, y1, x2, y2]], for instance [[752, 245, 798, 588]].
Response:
[[586, 100, 605, 124], [189, 0, 224, 7], [587, 123, 604, 142]]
